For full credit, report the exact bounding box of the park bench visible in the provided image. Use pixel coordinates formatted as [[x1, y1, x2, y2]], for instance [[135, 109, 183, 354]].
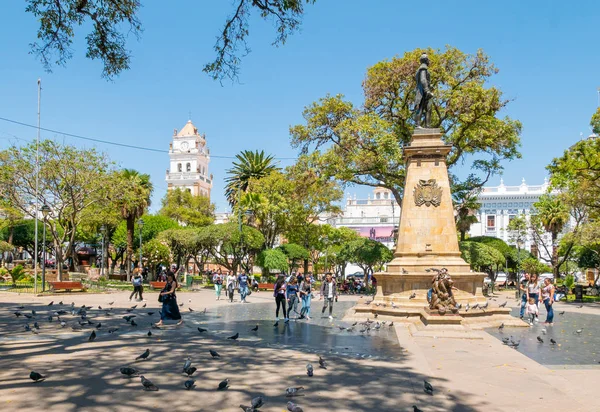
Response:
[[150, 281, 166, 290], [257, 283, 275, 291], [48, 281, 86, 292]]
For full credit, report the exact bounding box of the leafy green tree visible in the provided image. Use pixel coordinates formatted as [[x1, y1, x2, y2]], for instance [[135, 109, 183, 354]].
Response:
[[200, 223, 264, 275], [591, 107, 600, 135], [256, 248, 289, 275], [507, 215, 528, 247], [290, 46, 522, 205], [225, 150, 278, 206], [520, 257, 551, 275], [530, 194, 570, 278], [159, 188, 215, 227], [459, 241, 505, 275], [339, 238, 393, 281], [157, 228, 201, 271], [114, 169, 153, 276], [142, 239, 171, 278], [278, 243, 309, 271], [454, 192, 481, 241], [25, 0, 316, 81], [0, 140, 111, 279]]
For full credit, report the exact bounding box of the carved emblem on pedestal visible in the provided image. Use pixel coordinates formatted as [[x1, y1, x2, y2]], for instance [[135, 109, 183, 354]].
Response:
[[414, 179, 442, 207]]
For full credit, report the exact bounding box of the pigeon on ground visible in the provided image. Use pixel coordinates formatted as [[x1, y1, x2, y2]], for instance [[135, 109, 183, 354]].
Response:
[[559, 311, 565, 315], [251, 396, 264, 409], [136, 349, 150, 360], [319, 356, 327, 369], [58, 301, 63, 305], [108, 328, 119, 333], [32, 310, 37, 316], [409, 293, 416, 299], [197, 327, 207, 333], [87, 319, 94, 325], [131, 305, 137, 309], [480, 301, 488, 310], [147, 331, 152, 337], [147, 312, 155, 316], [239, 406, 256, 412], [389, 322, 394, 327], [465, 303, 470, 312], [123, 315, 136, 322], [14, 311, 22, 317], [502, 337, 510, 344], [60, 321, 66, 328], [30, 371, 45, 382], [273, 321, 279, 327], [184, 366, 197, 377], [338, 326, 346, 331], [537, 336, 544, 343], [98, 306, 102, 310], [179, 302, 184, 307], [188, 308, 194, 312], [285, 387, 304, 397], [251, 324, 259, 332], [184, 379, 196, 390], [47, 316, 53, 322], [210, 350, 220, 358], [287, 401, 304, 412], [130, 320, 138, 327], [541, 329, 547, 335], [471, 303, 479, 310], [498, 323, 504, 330], [351, 322, 357, 326], [228, 332, 239, 340], [24, 314, 33, 319], [218, 379, 230, 390], [48, 301, 54, 306], [306, 363, 313, 377], [34, 322, 40, 329], [120, 367, 139, 377], [413, 406, 424, 412], [141, 375, 158, 391], [89, 330, 97, 342], [142, 303, 146, 308], [151, 324, 161, 329], [183, 357, 192, 373], [108, 301, 114, 305], [550, 339, 557, 345], [575, 329, 583, 334], [424, 380, 434, 395], [577, 305, 583, 308], [96, 323, 102, 329], [499, 301, 507, 308]]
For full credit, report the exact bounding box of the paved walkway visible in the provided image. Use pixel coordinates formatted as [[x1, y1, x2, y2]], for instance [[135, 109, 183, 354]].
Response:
[[0, 289, 598, 411]]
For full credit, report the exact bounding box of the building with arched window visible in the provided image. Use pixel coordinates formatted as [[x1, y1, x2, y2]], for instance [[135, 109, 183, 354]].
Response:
[[165, 120, 212, 198]]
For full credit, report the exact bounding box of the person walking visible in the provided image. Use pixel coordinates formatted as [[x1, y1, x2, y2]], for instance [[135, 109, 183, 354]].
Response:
[[299, 273, 313, 320], [287, 277, 300, 319], [129, 270, 144, 301], [273, 275, 288, 324], [519, 273, 530, 319], [155, 271, 183, 326], [226, 271, 237, 303], [212, 270, 223, 300], [541, 278, 555, 325], [526, 273, 541, 322], [238, 272, 250, 303], [320, 273, 337, 320]]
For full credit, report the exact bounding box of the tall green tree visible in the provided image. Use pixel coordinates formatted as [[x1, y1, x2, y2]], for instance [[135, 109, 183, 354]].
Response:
[[114, 169, 153, 276], [339, 238, 393, 281], [290, 47, 521, 205], [454, 191, 481, 241], [159, 188, 215, 227], [459, 241, 505, 276], [591, 107, 600, 135], [25, 0, 316, 81], [225, 150, 278, 206], [0, 140, 110, 279]]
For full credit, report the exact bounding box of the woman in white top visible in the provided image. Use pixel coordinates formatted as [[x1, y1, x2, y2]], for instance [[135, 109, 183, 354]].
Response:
[[226, 272, 237, 303], [541, 278, 555, 325]]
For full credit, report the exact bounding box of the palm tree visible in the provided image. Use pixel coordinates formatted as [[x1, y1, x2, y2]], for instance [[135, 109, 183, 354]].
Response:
[[455, 193, 481, 241], [225, 150, 278, 206], [535, 194, 569, 278], [116, 169, 153, 276]]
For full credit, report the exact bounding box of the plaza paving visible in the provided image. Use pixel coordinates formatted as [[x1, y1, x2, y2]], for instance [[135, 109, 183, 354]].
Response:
[[0, 289, 599, 411]]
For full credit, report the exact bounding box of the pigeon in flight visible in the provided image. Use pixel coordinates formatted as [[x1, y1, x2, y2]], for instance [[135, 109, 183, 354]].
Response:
[[210, 350, 220, 358], [285, 387, 304, 397], [499, 301, 507, 308], [319, 356, 327, 369], [89, 330, 97, 342], [228, 333, 239, 340], [197, 327, 207, 333], [251, 324, 259, 332], [218, 379, 230, 390], [537, 336, 544, 343], [184, 379, 196, 390], [30, 371, 46, 382], [287, 401, 304, 412], [141, 375, 158, 391], [120, 367, 139, 377], [136, 349, 150, 360], [424, 380, 434, 395]]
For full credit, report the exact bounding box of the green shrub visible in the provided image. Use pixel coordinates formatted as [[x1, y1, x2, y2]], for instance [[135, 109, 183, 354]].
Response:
[[9, 265, 27, 283], [563, 274, 575, 292]]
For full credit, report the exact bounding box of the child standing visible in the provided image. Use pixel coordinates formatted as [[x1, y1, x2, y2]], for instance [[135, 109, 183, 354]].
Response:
[[525, 297, 539, 325]]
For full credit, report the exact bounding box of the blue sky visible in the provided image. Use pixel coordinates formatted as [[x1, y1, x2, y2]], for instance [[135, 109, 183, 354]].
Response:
[[1, 0, 599, 213]]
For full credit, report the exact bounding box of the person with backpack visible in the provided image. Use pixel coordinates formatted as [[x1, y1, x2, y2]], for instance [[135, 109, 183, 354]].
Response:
[[213, 270, 224, 300]]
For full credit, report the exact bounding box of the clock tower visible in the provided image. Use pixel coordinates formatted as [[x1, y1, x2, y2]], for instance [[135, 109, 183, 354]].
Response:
[[165, 120, 212, 198]]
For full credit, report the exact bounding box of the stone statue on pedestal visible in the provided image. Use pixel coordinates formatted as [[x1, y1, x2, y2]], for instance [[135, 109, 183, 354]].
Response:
[[429, 268, 458, 315], [414, 53, 433, 128]]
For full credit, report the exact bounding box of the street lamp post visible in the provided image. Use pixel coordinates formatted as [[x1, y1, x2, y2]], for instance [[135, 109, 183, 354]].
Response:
[[99, 225, 106, 277], [137, 219, 144, 272], [517, 238, 524, 298], [41, 204, 50, 292]]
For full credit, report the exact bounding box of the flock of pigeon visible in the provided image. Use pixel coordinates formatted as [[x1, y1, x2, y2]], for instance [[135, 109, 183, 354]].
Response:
[[15, 297, 442, 411]]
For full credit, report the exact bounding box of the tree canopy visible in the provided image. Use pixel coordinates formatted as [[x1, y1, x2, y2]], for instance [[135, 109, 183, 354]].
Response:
[[25, 0, 316, 81], [290, 46, 522, 204], [159, 188, 214, 227], [459, 241, 504, 273]]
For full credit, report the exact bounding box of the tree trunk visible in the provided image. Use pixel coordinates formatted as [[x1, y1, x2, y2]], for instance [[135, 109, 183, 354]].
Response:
[[551, 232, 559, 279], [125, 217, 135, 280], [460, 230, 466, 242]]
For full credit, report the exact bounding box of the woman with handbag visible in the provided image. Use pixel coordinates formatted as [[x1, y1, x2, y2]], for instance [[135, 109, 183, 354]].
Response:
[[155, 272, 182, 326]]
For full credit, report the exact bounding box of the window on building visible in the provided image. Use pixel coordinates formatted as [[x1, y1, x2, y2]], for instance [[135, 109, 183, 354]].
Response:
[[487, 215, 495, 228], [380, 216, 389, 223], [384, 192, 388, 199], [376, 193, 381, 199], [177, 163, 182, 172], [186, 163, 191, 172]]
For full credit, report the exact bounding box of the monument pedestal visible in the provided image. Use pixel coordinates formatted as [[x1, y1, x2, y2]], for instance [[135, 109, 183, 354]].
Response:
[[354, 128, 525, 329]]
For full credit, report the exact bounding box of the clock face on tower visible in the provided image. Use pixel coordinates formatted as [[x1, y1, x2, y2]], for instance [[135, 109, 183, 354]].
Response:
[[180, 141, 189, 151]]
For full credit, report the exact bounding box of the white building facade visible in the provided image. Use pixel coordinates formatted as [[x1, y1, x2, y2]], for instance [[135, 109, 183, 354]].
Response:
[[165, 120, 212, 198]]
